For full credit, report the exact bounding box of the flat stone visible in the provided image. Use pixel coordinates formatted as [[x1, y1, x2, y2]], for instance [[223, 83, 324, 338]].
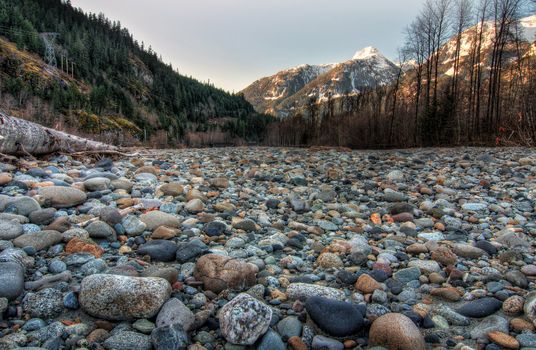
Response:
[[140, 211, 181, 231], [13, 230, 62, 251], [0, 219, 23, 240], [38, 186, 87, 208], [104, 331, 152, 350], [79, 274, 171, 320], [457, 297, 502, 318], [286, 283, 345, 301]]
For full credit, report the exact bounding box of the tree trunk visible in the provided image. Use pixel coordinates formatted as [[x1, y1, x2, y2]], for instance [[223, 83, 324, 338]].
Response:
[[0, 112, 117, 155]]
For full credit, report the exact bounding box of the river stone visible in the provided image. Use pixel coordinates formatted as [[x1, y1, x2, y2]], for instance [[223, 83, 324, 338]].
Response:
[[193, 254, 258, 293], [79, 274, 171, 320], [156, 298, 195, 330], [286, 283, 345, 301], [137, 240, 178, 262], [22, 288, 64, 319], [257, 329, 286, 350], [470, 315, 508, 339], [456, 297, 503, 318], [38, 186, 87, 208], [151, 323, 189, 350], [305, 296, 364, 337], [452, 243, 486, 258], [86, 220, 116, 241], [140, 211, 181, 231], [8, 196, 41, 216], [219, 293, 272, 345], [0, 219, 23, 240], [524, 291, 536, 324], [29, 208, 57, 225], [368, 313, 426, 350], [103, 331, 152, 350], [176, 239, 209, 263], [0, 262, 25, 300], [84, 177, 111, 191], [13, 230, 62, 251], [122, 215, 147, 236]]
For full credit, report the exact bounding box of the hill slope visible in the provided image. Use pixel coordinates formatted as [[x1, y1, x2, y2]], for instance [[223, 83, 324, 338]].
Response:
[[0, 0, 267, 145]]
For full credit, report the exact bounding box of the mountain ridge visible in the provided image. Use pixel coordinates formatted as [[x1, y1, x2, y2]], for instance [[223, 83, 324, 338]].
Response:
[[242, 46, 399, 117]]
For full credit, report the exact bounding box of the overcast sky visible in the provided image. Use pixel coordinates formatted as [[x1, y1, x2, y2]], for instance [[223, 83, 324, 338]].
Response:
[[71, 0, 425, 92]]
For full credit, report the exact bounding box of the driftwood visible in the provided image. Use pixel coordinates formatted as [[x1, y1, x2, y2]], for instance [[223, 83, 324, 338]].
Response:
[[25, 270, 72, 290], [0, 112, 117, 156]]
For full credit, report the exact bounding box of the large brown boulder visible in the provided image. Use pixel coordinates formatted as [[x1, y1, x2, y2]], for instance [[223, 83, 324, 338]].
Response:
[[193, 254, 258, 293], [369, 313, 426, 350]]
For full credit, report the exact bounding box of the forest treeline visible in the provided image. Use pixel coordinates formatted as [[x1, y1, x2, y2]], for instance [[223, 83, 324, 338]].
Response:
[[0, 0, 269, 146], [264, 0, 536, 148]]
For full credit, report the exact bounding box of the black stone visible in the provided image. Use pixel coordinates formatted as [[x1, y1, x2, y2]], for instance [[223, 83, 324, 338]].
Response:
[[337, 270, 358, 285], [388, 202, 415, 215], [306, 296, 364, 337], [475, 240, 497, 255], [176, 239, 208, 263], [95, 158, 113, 170], [386, 278, 403, 295], [203, 221, 227, 237], [422, 315, 435, 329], [456, 297, 502, 318], [369, 270, 389, 283], [266, 199, 280, 209], [151, 324, 189, 350], [425, 334, 441, 344], [138, 240, 178, 262]]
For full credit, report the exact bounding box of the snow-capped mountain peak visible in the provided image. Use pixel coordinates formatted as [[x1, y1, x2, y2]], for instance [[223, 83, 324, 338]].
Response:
[[352, 46, 382, 60]]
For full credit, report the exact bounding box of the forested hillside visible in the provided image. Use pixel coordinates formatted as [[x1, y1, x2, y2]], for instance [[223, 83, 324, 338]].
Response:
[[0, 0, 268, 146]]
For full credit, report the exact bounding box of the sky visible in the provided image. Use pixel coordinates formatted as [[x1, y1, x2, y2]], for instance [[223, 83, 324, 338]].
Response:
[[71, 0, 425, 92]]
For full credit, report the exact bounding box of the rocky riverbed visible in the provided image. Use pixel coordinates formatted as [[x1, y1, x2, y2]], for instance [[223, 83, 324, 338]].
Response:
[[0, 147, 534, 350]]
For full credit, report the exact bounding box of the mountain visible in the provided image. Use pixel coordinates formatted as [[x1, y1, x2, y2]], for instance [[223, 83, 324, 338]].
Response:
[[242, 46, 399, 117], [0, 0, 268, 146]]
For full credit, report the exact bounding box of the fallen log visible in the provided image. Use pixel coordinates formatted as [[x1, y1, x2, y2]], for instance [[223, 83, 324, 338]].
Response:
[[0, 112, 117, 156]]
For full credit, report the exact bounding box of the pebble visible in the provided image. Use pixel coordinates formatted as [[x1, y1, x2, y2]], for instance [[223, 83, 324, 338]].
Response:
[[368, 313, 426, 350], [104, 331, 152, 350], [156, 298, 195, 331], [457, 297, 503, 318], [79, 274, 171, 320], [219, 293, 272, 345], [305, 296, 364, 337], [286, 283, 345, 301], [193, 254, 258, 293], [0, 147, 534, 350], [38, 186, 87, 208]]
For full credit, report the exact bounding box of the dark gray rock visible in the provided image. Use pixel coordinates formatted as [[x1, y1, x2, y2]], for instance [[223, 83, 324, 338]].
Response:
[[176, 239, 208, 263], [456, 297, 502, 318], [306, 296, 364, 337], [0, 262, 25, 300], [138, 240, 178, 262], [104, 331, 152, 350], [151, 323, 189, 350]]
